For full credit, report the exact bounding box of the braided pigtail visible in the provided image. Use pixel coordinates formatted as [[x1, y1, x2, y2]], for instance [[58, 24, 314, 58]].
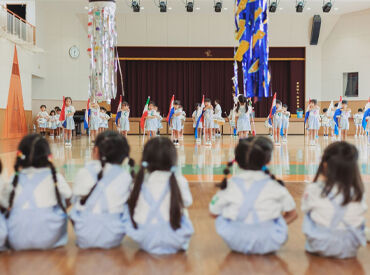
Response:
[[169, 166, 184, 230], [128, 158, 135, 179], [48, 160, 67, 213], [127, 161, 147, 229], [216, 161, 234, 190], [5, 157, 22, 218], [263, 167, 285, 187], [80, 156, 106, 206]]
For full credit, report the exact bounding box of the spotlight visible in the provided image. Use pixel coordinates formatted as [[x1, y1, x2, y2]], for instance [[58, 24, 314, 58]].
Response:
[[132, 0, 140, 12], [214, 1, 222, 12], [296, 0, 305, 13], [269, 0, 278, 13], [186, 1, 193, 12], [322, 1, 332, 13], [159, 1, 167, 12]]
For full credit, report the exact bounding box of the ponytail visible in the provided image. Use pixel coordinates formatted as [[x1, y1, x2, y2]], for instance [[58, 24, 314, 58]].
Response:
[[48, 161, 67, 213], [216, 161, 233, 190], [127, 162, 147, 229], [169, 167, 183, 230], [263, 167, 285, 187], [80, 157, 106, 206], [128, 158, 135, 179], [5, 157, 22, 218]]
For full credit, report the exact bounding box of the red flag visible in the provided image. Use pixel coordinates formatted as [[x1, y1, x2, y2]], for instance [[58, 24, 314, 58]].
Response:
[[59, 96, 66, 122]]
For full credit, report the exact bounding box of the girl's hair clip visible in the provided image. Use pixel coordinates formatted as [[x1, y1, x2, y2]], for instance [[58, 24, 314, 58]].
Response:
[[142, 161, 148, 168], [48, 154, 53, 162], [170, 166, 177, 173], [262, 166, 268, 172], [16, 151, 26, 160]]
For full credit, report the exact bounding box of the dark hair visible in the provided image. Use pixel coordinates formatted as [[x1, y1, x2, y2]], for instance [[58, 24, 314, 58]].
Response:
[[127, 137, 183, 230], [342, 100, 348, 105], [215, 99, 220, 104], [358, 108, 363, 112], [5, 134, 66, 218], [65, 97, 72, 104], [334, 103, 338, 107], [313, 142, 363, 206], [276, 100, 282, 105], [0, 159, 2, 174], [323, 108, 328, 113], [40, 105, 46, 109], [174, 100, 181, 105], [50, 110, 56, 116], [205, 98, 211, 103], [310, 99, 317, 105], [149, 101, 156, 106], [101, 107, 106, 112], [283, 104, 288, 109], [236, 95, 246, 113], [195, 103, 201, 109], [55, 106, 60, 110], [80, 131, 134, 205], [122, 101, 128, 107], [218, 137, 284, 190]]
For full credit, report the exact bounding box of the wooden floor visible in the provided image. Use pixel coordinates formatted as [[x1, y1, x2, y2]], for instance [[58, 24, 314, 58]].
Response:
[[0, 134, 369, 275]]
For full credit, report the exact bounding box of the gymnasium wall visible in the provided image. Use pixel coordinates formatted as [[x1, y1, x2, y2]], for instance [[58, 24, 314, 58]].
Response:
[[322, 8, 370, 101], [0, 0, 36, 25]]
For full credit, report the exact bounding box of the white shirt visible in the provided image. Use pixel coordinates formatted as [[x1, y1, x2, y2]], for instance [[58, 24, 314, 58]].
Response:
[[301, 182, 367, 229], [90, 105, 100, 119], [214, 104, 222, 118], [37, 111, 49, 123], [0, 167, 72, 209], [73, 161, 132, 214], [354, 113, 363, 124], [133, 171, 192, 225], [209, 170, 296, 223], [65, 106, 75, 117]]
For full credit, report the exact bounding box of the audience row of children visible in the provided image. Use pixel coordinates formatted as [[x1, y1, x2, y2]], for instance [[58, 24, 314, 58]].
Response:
[[0, 132, 366, 259]]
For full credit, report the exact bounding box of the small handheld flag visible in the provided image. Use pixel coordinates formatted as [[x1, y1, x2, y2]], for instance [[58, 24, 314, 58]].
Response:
[[140, 97, 150, 130], [59, 96, 67, 128], [166, 95, 175, 126], [84, 99, 90, 130], [115, 96, 122, 126], [195, 95, 205, 139], [268, 93, 277, 126]]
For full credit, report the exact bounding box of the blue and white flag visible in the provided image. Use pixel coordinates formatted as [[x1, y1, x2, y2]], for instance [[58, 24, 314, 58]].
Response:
[[115, 96, 122, 126], [84, 99, 90, 130]]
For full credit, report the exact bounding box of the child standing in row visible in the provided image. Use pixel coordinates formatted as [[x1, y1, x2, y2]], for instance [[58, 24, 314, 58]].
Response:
[[236, 95, 251, 139], [214, 99, 222, 138], [354, 108, 364, 137], [282, 104, 290, 143], [55, 107, 63, 138], [126, 137, 194, 254], [209, 136, 297, 254], [179, 106, 186, 141], [1, 134, 72, 250], [338, 100, 351, 141], [307, 99, 320, 146], [192, 103, 203, 143], [146, 102, 158, 139], [89, 102, 100, 143], [302, 142, 366, 258], [119, 102, 130, 137], [70, 131, 134, 249], [320, 108, 330, 139], [64, 97, 75, 147], [99, 108, 110, 133], [156, 107, 163, 136], [37, 105, 49, 137], [49, 110, 58, 138], [171, 100, 182, 146], [273, 100, 283, 145], [203, 98, 214, 147]]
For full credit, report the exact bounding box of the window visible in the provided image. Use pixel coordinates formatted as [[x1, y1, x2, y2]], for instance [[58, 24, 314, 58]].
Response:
[[343, 72, 359, 97]]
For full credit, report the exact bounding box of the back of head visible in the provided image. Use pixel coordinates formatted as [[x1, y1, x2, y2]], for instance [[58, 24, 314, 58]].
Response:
[[95, 131, 130, 165], [358, 108, 363, 113], [314, 142, 363, 205], [323, 108, 328, 113], [128, 137, 183, 230]]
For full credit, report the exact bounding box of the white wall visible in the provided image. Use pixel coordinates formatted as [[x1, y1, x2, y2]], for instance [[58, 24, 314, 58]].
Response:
[[322, 9, 370, 101]]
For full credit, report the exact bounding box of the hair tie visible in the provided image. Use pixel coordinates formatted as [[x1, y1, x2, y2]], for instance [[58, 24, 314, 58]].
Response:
[[16, 151, 25, 160], [142, 161, 148, 168], [15, 172, 19, 176], [170, 166, 177, 173], [262, 166, 268, 172], [101, 156, 107, 161], [48, 154, 53, 162]]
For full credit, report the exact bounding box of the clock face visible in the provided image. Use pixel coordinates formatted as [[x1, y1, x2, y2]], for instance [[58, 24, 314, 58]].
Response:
[[69, 46, 80, 59]]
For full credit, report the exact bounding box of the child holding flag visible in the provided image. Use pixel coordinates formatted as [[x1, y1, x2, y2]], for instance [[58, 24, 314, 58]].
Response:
[[89, 101, 100, 143], [307, 99, 320, 146], [62, 97, 75, 147], [192, 103, 203, 143], [203, 98, 214, 147], [171, 100, 183, 146]]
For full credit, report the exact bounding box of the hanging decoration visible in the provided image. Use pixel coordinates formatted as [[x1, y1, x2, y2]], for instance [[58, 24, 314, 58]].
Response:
[[87, 0, 117, 103], [234, 0, 270, 99]]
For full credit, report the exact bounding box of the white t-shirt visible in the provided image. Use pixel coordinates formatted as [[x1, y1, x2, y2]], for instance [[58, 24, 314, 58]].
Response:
[[73, 161, 132, 214], [0, 167, 72, 209], [301, 181, 367, 229], [209, 170, 296, 223], [133, 171, 193, 225], [65, 106, 75, 117], [214, 104, 222, 118]]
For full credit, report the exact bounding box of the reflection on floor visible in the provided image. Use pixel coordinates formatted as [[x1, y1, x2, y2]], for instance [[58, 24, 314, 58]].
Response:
[[0, 135, 369, 275]]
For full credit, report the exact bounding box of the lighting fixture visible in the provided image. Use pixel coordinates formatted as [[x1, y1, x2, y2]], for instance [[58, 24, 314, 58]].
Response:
[[214, 1, 222, 12], [296, 0, 305, 13], [322, 0, 332, 13], [186, 1, 194, 12], [269, 0, 278, 13], [159, 1, 167, 12], [132, 0, 140, 12]]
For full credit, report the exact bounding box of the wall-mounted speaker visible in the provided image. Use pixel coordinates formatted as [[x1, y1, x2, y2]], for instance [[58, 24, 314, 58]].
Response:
[[310, 15, 321, 45]]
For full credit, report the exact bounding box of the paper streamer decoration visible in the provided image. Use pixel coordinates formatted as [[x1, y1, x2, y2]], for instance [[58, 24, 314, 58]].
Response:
[[87, 0, 117, 103]]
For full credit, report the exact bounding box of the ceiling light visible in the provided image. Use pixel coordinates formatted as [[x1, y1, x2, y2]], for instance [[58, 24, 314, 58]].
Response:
[[132, 0, 140, 12], [159, 1, 167, 12], [296, 1, 305, 13], [186, 1, 193, 12], [322, 1, 332, 13], [214, 1, 222, 12], [269, 0, 278, 13]]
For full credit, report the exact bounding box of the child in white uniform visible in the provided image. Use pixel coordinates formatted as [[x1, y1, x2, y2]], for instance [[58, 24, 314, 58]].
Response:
[[236, 95, 251, 139], [145, 102, 158, 139], [307, 99, 320, 146], [1, 134, 71, 250], [99, 108, 110, 133], [155, 107, 163, 136], [214, 100, 222, 137], [302, 142, 366, 259], [126, 137, 194, 254], [320, 108, 330, 139], [272, 100, 283, 145], [64, 97, 75, 147], [282, 104, 290, 143], [179, 106, 186, 140], [55, 107, 62, 138], [48, 110, 58, 138], [119, 102, 130, 137], [353, 108, 364, 137], [338, 100, 351, 141], [37, 105, 49, 137], [203, 98, 214, 146], [171, 100, 182, 146], [210, 137, 297, 254], [89, 102, 100, 143], [192, 103, 203, 143], [70, 131, 134, 249]]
